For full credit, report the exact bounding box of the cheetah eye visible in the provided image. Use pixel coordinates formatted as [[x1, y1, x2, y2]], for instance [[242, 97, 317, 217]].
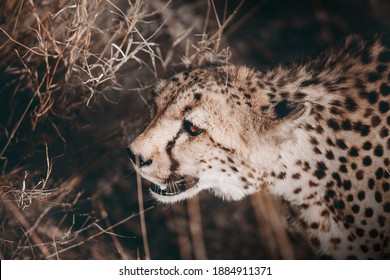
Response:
[[183, 120, 203, 136]]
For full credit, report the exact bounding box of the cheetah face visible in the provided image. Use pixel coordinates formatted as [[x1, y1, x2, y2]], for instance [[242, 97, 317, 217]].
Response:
[[129, 66, 310, 203], [129, 66, 264, 203]]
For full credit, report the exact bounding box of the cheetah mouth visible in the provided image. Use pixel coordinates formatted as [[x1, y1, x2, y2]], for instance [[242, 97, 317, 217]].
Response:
[[149, 176, 198, 197]]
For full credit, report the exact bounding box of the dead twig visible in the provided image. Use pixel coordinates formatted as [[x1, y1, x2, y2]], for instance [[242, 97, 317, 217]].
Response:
[[45, 206, 154, 259]]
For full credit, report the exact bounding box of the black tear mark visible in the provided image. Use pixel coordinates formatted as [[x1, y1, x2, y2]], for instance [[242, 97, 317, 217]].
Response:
[[273, 100, 295, 119], [166, 129, 183, 172]]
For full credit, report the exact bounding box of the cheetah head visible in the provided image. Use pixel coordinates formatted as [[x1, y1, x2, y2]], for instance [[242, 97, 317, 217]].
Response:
[[129, 65, 311, 203]]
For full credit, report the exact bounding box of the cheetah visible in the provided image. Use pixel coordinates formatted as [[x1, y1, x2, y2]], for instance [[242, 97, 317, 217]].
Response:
[[128, 35, 390, 259]]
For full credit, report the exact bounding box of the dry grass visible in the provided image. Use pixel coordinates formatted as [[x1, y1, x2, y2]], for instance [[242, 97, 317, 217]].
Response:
[[1, 0, 387, 260]]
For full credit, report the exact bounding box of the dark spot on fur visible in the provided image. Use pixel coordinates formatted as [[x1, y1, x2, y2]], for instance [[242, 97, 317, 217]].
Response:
[[325, 189, 336, 201], [314, 161, 327, 179], [313, 147, 322, 155], [378, 215, 386, 227], [367, 72, 380, 82], [334, 200, 345, 209], [349, 147, 359, 157], [303, 161, 311, 171], [352, 204, 360, 213], [362, 141, 372, 150], [309, 180, 319, 187], [377, 64, 388, 73], [194, 93, 202, 101], [280, 92, 289, 98], [356, 228, 364, 237], [184, 105, 192, 113], [371, 115, 381, 127], [383, 182, 390, 192], [374, 145, 384, 157], [360, 244, 368, 253], [365, 208, 374, 217], [278, 172, 287, 179], [353, 121, 370, 136], [380, 83, 390, 96], [341, 119, 352, 130], [361, 45, 372, 64], [343, 180, 352, 190], [329, 107, 343, 115], [292, 173, 301, 179], [384, 202, 390, 212], [376, 168, 384, 180], [294, 92, 307, 99], [356, 170, 364, 181], [325, 150, 334, 160], [363, 156, 372, 166], [375, 191, 383, 203], [380, 127, 389, 138], [379, 101, 390, 113], [345, 97, 358, 112], [344, 215, 354, 224], [368, 178, 375, 190], [327, 119, 340, 131], [339, 165, 348, 173], [301, 79, 320, 87], [326, 138, 335, 146], [336, 139, 348, 150], [369, 229, 379, 238], [294, 188, 302, 194], [316, 104, 325, 112], [378, 51, 390, 63], [321, 209, 329, 216], [332, 172, 342, 186], [358, 191, 366, 200], [368, 91, 378, 104]]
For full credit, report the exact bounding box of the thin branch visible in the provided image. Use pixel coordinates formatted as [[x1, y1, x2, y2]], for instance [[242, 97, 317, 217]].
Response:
[[45, 207, 154, 259]]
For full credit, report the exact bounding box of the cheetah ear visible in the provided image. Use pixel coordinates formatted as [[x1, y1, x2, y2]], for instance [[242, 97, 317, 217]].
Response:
[[272, 100, 312, 123], [265, 100, 312, 139]]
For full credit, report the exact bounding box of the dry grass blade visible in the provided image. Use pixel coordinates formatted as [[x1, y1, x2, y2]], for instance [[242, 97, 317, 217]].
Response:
[[172, 203, 192, 259], [135, 155, 150, 260], [209, 0, 245, 52], [187, 196, 207, 259], [251, 191, 295, 259], [96, 199, 131, 259]]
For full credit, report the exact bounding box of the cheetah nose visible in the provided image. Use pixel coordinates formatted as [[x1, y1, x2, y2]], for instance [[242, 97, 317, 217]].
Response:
[[140, 158, 153, 167], [126, 147, 153, 167]]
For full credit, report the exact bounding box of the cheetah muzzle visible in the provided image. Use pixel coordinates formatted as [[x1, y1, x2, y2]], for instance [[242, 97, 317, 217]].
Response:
[[128, 34, 390, 259]]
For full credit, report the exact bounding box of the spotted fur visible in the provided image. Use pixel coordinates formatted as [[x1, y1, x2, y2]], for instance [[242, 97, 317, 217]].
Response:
[[129, 35, 390, 259]]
